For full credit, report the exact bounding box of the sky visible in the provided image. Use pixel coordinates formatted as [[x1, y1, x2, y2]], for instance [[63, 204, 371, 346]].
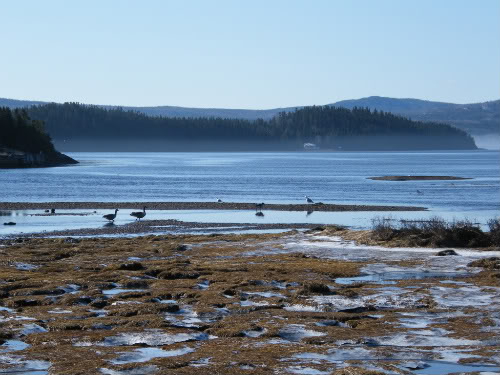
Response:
[[1, 0, 498, 108]]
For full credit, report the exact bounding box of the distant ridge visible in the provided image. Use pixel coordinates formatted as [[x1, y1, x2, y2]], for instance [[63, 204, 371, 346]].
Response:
[[1, 96, 498, 135]]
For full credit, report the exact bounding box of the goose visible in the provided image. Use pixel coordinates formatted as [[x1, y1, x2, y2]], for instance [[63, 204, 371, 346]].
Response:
[[217, 198, 223, 203], [305, 196, 314, 204], [103, 209, 119, 222], [255, 202, 265, 216], [130, 206, 147, 220]]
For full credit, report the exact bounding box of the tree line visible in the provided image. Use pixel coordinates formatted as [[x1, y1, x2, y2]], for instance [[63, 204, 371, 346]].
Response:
[[18, 102, 478, 150], [0, 107, 56, 153]]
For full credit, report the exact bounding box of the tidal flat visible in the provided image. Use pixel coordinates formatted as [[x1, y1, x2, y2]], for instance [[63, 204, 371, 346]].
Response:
[[0, 229, 499, 375]]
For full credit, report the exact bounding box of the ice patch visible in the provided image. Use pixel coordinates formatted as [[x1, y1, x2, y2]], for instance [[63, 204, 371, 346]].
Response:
[[0, 340, 29, 352], [99, 329, 210, 346], [413, 360, 500, 375], [110, 346, 195, 364], [21, 324, 47, 335], [243, 328, 267, 338], [283, 304, 323, 312], [14, 262, 39, 271], [102, 288, 146, 295], [372, 333, 481, 347], [279, 325, 326, 341], [287, 366, 331, 374], [100, 365, 158, 375]]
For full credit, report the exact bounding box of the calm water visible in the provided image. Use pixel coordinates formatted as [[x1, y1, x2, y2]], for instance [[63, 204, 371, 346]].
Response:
[[1, 151, 499, 234]]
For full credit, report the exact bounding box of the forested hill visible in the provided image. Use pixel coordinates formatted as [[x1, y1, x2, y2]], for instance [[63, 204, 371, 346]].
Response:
[[333, 97, 500, 136], [25, 102, 477, 151], [3, 96, 498, 136], [0, 107, 77, 167]]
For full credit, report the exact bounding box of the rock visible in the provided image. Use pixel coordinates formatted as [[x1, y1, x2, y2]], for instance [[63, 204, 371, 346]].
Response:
[[158, 271, 199, 280], [64, 237, 80, 244], [13, 299, 40, 307], [338, 305, 376, 313], [118, 262, 144, 271], [124, 280, 148, 289], [402, 361, 429, 370], [176, 244, 189, 251], [299, 282, 332, 295], [90, 299, 108, 309], [3, 222, 16, 226], [436, 249, 459, 256]]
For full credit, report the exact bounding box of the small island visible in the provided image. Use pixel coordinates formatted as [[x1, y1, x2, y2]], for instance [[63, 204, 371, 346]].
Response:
[[0, 107, 77, 168], [368, 175, 472, 181]]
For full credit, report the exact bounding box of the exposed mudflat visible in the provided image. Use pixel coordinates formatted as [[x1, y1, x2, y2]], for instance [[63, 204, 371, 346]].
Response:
[[1, 230, 499, 374], [26, 220, 321, 238], [0, 201, 426, 212], [368, 176, 472, 181]]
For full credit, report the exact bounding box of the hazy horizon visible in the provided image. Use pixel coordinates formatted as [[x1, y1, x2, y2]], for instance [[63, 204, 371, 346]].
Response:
[[2, 95, 499, 111]]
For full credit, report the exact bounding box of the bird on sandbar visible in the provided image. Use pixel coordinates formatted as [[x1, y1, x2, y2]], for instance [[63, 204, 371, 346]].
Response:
[[103, 209, 119, 222], [130, 206, 147, 221], [305, 196, 314, 204], [255, 202, 265, 216], [217, 198, 223, 203]]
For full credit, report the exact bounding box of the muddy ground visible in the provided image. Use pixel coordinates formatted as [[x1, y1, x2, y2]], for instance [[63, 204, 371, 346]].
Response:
[[0, 230, 499, 375], [0, 201, 426, 212]]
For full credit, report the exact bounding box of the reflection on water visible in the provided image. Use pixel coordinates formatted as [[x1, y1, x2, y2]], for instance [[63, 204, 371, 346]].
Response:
[[0, 208, 498, 237]]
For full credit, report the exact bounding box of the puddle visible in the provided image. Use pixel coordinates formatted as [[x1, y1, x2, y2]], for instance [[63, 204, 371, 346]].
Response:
[[371, 333, 483, 347], [110, 346, 195, 364], [240, 300, 269, 307], [283, 304, 322, 312], [412, 360, 500, 375], [48, 308, 72, 314], [279, 325, 326, 342], [13, 262, 39, 271], [99, 329, 210, 346], [335, 271, 472, 285], [21, 324, 48, 335], [293, 347, 377, 362], [242, 291, 284, 298], [287, 367, 331, 375], [100, 365, 159, 375], [0, 356, 50, 375], [243, 328, 267, 338], [0, 340, 29, 352], [102, 288, 146, 295], [195, 280, 210, 290]]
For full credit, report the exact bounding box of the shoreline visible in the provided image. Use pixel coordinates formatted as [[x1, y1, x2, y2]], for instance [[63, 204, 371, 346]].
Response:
[[0, 201, 427, 212]]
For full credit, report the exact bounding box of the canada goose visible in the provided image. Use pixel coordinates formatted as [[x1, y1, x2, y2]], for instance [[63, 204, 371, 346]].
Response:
[[103, 209, 119, 222], [130, 206, 147, 220], [305, 196, 314, 204]]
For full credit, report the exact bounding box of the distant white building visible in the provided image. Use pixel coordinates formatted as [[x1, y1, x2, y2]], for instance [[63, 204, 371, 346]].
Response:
[[303, 143, 319, 150]]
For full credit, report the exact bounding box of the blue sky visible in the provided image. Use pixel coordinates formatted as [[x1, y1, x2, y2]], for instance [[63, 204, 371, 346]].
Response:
[[1, 0, 498, 108]]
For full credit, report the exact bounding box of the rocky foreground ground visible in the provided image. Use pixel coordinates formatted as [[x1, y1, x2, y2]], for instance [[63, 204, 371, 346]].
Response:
[[0, 228, 499, 374]]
